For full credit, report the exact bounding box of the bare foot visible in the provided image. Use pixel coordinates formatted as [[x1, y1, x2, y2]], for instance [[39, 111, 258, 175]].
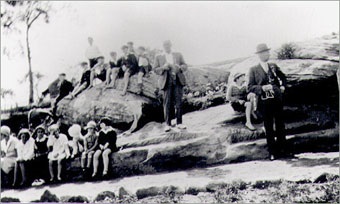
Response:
[[120, 91, 126, 96], [245, 123, 256, 131]]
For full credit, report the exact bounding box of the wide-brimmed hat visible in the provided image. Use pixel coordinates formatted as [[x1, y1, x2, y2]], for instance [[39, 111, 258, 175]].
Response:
[[1, 126, 11, 137], [48, 124, 59, 133], [85, 121, 97, 130], [99, 117, 112, 126], [233, 73, 246, 82], [68, 124, 82, 138], [18, 128, 31, 137], [255, 43, 271, 54]]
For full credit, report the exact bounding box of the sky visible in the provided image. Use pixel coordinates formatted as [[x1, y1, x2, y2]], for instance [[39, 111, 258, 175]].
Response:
[[1, 1, 339, 108]]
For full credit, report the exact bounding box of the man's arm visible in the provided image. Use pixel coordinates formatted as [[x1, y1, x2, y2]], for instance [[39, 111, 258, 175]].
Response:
[[153, 56, 168, 75], [248, 67, 263, 96], [275, 65, 287, 87], [178, 53, 188, 72]]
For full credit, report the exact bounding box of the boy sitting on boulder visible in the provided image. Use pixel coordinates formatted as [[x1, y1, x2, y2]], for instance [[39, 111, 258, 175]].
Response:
[[88, 56, 109, 89], [136, 46, 152, 94], [226, 73, 257, 131], [69, 62, 91, 98]]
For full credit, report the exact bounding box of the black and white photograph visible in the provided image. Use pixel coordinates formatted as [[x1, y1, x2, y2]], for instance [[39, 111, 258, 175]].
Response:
[[0, 1, 339, 203]]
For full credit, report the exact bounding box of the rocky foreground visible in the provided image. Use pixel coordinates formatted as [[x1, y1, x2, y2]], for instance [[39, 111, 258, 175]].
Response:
[[1, 152, 339, 203]]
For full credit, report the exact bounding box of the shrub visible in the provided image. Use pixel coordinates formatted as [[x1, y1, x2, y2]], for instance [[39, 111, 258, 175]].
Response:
[[277, 43, 297, 59]]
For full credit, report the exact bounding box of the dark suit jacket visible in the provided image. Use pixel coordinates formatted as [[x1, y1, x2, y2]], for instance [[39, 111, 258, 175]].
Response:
[[117, 54, 139, 74], [55, 80, 74, 104], [153, 52, 188, 90], [248, 62, 287, 100]]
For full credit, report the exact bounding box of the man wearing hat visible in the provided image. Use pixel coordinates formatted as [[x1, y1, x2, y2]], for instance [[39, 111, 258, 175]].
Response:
[[248, 43, 287, 161], [153, 40, 188, 132], [226, 72, 257, 131]]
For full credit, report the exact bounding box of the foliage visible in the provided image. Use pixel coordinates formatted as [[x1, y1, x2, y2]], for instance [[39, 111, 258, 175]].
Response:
[[277, 43, 297, 60], [1, 88, 14, 99], [1, 0, 52, 104]]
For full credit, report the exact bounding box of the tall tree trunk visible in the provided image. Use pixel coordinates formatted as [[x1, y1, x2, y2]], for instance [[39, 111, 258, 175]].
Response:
[[26, 25, 34, 105]]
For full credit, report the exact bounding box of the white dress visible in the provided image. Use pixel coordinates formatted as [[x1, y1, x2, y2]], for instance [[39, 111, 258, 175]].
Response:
[[47, 134, 70, 161]]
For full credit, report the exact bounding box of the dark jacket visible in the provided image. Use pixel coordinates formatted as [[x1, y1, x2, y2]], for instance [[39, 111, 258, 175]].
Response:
[[153, 52, 188, 90], [248, 63, 287, 100], [117, 54, 139, 74], [55, 80, 74, 104], [97, 128, 118, 152]]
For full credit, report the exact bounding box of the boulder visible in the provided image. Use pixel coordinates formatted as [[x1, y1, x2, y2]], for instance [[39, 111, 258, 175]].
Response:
[[0, 197, 20, 203], [57, 67, 230, 131], [94, 191, 116, 202], [39, 190, 59, 203]]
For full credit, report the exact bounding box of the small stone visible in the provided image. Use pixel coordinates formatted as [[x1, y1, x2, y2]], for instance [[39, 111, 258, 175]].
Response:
[[94, 191, 115, 202], [40, 190, 59, 202]]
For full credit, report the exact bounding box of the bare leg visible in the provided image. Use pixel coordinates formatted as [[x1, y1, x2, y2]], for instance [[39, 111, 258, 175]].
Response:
[[57, 159, 63, 180], [110, 69, 119, 88], [12, 161, 19, 186], [105, 68, 111, 86], [81, 152, 86, 169], [121, 71, 131, 96], [102, 149, 112, 175], [92, 150, 102, 177], [245, 102, 255, 130], [88, 70, 95, 89], [87, 151, 94, 168], [137, 72, 144, 94], [19, 162, 26, 185], [49, 160, 54, 181]]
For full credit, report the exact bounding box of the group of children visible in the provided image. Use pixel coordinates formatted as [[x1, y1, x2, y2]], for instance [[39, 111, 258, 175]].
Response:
[[69, 39, 152, 99], [0, 117, 118, 188]]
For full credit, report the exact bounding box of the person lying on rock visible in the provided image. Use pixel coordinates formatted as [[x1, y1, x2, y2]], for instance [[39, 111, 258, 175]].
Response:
[[226, 73, 257, 131], [136, 46, 152, 95], [47, 124, 70, 181], [88, 56, 109, 89], [248, 43, 288, 161], [154, 40, 188, 132], [68, 62, 91, 98], [116, 45, 139, 96], [92, 117, 118, 178], [81, 121, 98, 172], [68, 124, 84, 158], [105, 51, 121, 89], [12, 129, 35, 187]]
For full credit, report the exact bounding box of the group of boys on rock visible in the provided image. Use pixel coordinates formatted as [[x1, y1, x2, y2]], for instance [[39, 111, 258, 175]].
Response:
[[1, 40, 290, 188]]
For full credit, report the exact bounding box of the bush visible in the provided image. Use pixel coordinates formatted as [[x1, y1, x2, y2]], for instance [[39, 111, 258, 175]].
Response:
[[277, 43, 297, 59]]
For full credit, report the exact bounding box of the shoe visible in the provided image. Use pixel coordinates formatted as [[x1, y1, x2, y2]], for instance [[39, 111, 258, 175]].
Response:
[[177, 124, 187, 130], [269, 154, 275, 161], [57, 176, 62, 181], [164, 125, 171, 132], [245, 123, 256, 131]]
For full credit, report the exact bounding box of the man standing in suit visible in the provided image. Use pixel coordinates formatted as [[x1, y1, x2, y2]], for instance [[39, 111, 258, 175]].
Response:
[[248, 44, 287, 161], [154, 40, 188, 132]]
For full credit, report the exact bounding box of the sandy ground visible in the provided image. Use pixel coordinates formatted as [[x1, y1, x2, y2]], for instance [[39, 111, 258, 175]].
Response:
[[1, 152, 338, 202]]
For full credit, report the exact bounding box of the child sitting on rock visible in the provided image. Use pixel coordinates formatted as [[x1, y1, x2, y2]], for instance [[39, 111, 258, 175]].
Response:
[[226, 73, 257, 131], [81, 121, 98, 172], [92, 117, 118, 178], [136, 46, 151, 94], [68, 124, 84, 158], [47, 124, 70, 181], [69, 62, 91, 98]]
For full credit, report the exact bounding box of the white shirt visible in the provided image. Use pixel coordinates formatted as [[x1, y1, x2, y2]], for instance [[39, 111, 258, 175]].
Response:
[[85, 45, 102, 59], [47, 134, 70, 156], [164, 52, 174, 64], [15, 137, 35, 161], [1, 136, 19, 155], [260, 61, 269, 73]]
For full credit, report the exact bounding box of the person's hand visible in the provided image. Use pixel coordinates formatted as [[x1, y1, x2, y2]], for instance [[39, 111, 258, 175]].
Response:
[[280, 86, 285, 93], [122, 65, 127, 71], [262, 84, 273, 92], [172, 64, 180, 73], [238, 100, 245, 105], [163, 63, 170, 70], [54, 153, 59, 159]]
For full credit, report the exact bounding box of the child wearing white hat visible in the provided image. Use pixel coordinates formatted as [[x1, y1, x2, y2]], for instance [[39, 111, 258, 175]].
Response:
[[81, 121, 98, 171]]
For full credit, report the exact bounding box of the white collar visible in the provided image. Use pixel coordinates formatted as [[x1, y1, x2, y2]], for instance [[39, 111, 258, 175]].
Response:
[[101, 127, 114, 134], [36, 135, 48, 142]]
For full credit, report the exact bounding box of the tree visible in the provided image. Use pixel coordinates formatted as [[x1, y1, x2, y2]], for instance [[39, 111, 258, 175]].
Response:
[[1, 0, 51, 105]]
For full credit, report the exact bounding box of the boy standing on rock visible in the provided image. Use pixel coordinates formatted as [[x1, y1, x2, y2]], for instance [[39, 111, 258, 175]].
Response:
[[248, 43, 288, 161]]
